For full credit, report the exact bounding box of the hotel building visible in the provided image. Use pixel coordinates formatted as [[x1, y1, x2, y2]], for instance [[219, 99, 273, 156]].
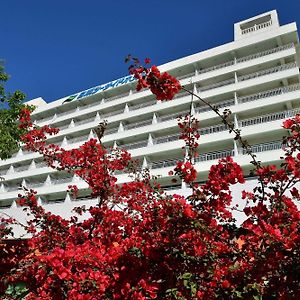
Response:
[[1, 10, 300, 231]]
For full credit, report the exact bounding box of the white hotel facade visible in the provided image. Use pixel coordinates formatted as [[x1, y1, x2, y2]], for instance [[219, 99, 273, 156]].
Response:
[[1, 11, 300, 227]]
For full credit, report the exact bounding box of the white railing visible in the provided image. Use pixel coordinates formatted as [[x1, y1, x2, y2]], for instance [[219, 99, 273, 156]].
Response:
[[159, 110, 189, 122], [238, 62, 297, 82], [236, 43, 293, 63], [154, 133, 181, 145], [200, 123, 228, 135], [195, 98, 235, 114], [14, 165, 29, 173], [177, 71, 195, 80], [51, 177, 73, 185], [78, 101, 101, 111], [172, 91, 190, 99], [198, 61, 235, 75], [105, 128, 119, 135], [56, 108, 77, 118], [67, 135, 89, 144], [237, 84, 300, 104], [6, 185, 22, 192], [36, 162, 48, 168], [104, 91, 129, 102], [120, 140, 148, 150], [75, 116, 96, 126], [28, 181, 45, 188], [101, 108, 124, 118], [239, 108, 300, 128], [36, 115, 55, 125], [58, 123, 71, 130], [150, 158, 181, 170], [240, 140, 282, 155], [194, 149, 234, 163], [130, 100, 156, 111], [0, 169, 8, 176], [199, 78, 235, 92], [241, 20, 272, 35], [124, 119, 153, 131], [163, 185, 182, 191]]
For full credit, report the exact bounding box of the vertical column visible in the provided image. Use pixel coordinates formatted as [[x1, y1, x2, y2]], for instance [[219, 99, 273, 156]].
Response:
[[152, 113, 158, 124], [234, 91, 238, 105]]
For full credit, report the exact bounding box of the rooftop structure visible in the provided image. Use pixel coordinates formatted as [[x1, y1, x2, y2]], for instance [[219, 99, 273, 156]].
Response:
[[1, 10, 300, 232]]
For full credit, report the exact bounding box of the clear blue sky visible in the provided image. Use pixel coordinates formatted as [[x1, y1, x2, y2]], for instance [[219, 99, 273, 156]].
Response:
[[1, 0, 300, 103]]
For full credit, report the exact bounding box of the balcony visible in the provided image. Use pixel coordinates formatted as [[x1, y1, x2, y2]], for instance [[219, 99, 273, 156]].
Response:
[[194, 149, 234, 163], [75, 116, 96, 126], [14, 165, 30, 173], [237, 62, 296, 82], [154, 133, 181, 145], [237, 84, 300, 104], [124, 119, 153, 131], [67, 135, 90, 145], [51, 177, 73, 185], [195, 98, 235, 114], [120, 140, 148, 151], [239, 108, 300, 128], [179, 43, 293, 80], [101, 108, 124, 118], [239, 140, 282, 155], [129, 100, 156, 111], [241, 20, 272, 35]]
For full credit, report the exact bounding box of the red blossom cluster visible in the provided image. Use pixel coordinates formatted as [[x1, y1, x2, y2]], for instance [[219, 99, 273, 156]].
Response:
[[128, 57, 181, 101], [1, 66, 300, 299]]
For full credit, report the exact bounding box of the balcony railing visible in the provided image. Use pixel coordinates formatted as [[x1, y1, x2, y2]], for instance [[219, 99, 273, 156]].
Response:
[[236, 43, 293, 63], [240, 140, 282, 155], [150, 158, 181, 170], [68, 135, 89, 144], [78, 101, 101, 111], [75, 116, 96, 126], [58, 123, 71, 130], [0, 169, 8, 176], [51, 177, 73, 185], [6, 185, 22, 192], [120, 140, 148, 150], [56, 108, 77, 118], [159, 110, 189, 122], [104, 91, 129, 103], [237, 84, 300, 104], [199, 78, 235, 92], [172, 91, 190, 99], [35, 161, 48, 168], [14, 165, 30, 173], [200, 123, 228, 135], [124, 119, 153, 131], [238, 62, 296, 82], [28, 181, 45, 188], [241, 20, 272, 35], [194, 149, 234, 163], [101, 108, 124, 118], [105, 128, 119, 135], [191, 43, 294, 78], [154, 133, 181, 145], [195, 98, 235, 114], [130, 100, 156, 111], [239, 108, 300, 128]]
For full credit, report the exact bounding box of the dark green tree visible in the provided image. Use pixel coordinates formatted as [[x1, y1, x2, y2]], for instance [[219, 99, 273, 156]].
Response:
[[0, 63, 32, 160]]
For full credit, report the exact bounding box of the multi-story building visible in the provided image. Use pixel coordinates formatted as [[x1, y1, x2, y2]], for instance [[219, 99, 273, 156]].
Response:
[[1, 10, 300, 232]]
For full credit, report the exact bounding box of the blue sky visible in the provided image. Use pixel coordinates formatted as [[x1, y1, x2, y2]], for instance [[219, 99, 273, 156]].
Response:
[[1, 0, 300, 103]]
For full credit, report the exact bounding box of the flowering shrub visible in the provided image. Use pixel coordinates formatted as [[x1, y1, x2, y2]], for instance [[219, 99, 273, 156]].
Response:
[[1, 61, 300, 299]]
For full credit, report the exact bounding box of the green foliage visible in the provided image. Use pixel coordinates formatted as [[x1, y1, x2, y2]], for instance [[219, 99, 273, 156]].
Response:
[[0, 64, 32, 160], [4, 282, 28, 299]]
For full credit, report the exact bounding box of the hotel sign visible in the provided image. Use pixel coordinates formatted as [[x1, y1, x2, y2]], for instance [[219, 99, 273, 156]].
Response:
[[63, 75, 136, 104]]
